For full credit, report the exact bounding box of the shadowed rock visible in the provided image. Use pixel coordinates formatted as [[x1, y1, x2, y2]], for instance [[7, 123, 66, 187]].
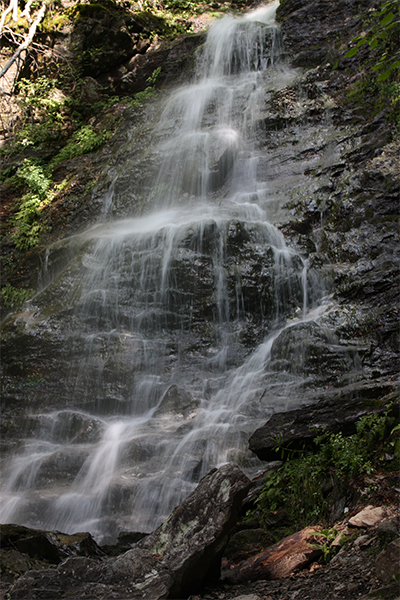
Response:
[[249, 388, 398, 461], [8, 464, 250, 600], [221, 526, 323, 583]]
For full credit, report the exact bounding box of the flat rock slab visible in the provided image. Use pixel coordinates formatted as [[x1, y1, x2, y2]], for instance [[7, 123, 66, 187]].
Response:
[[221, 527, 323, 584], [249, 388, 398, 461], [349, 506, 387, 528]]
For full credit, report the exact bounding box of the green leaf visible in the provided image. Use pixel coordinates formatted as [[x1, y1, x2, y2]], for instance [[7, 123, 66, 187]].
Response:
[[378, 69, 392, 80], [345, 46, 359, 58], [370, 38, 379, 49], [380, 11, 394, 26]]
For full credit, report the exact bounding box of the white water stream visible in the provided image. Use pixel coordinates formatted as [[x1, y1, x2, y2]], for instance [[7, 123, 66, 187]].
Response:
[[0, 3, 352, 542]]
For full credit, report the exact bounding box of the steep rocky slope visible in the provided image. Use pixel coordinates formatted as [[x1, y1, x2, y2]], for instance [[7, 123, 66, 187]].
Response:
[[0, 0, 399, 597]]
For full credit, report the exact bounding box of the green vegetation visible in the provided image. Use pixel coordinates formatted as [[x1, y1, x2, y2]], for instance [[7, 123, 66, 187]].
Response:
[[0, 284, 34, 308], [342, 0, 399, 135], [252, 409, 399, 533], [129, 66, 161, 106], [7, 159, 70, 250], [51, 125, 110, 165], [10, 159, 52, 250], [345, 0, 400, 81]]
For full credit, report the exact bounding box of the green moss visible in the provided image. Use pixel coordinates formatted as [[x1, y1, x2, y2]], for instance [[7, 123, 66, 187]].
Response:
[[70, 3, 114, 20]]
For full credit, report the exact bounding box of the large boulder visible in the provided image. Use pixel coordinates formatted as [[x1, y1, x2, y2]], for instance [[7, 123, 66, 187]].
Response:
[[8, 464, 250, 599], [249, 387, 398, 461]]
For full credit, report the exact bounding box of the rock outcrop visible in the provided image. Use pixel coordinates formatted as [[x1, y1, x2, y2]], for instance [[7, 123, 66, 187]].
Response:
[[249, 389, 399, 461], [7, 464, 250, 599]]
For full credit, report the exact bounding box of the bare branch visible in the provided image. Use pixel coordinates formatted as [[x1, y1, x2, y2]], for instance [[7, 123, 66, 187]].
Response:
[[21, 0, 33, 24], [0, 0, 14, 34], [0, 1, 47, 80]]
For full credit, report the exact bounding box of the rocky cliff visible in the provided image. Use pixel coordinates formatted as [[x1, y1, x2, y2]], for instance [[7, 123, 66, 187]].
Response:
[[0, 0, 399, 598]]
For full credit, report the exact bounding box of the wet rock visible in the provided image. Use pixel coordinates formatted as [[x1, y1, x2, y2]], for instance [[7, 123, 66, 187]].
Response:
[[375, 538, 400, 584], [268, 321, 360, 387], [221, 527, 323, 583], [277, 0, 375, 68], [101, 531, 148, 557], [8, 464, 250, 599], [0, 524, 104, 564], [249, 389, 398, 461], [154, 384, 198, 416], [137, 463, 251, 598], [115, 34, 205, 95]]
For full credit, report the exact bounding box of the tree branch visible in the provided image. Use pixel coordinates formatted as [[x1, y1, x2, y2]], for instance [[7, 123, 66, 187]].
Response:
[[0, 1, 47, 80]]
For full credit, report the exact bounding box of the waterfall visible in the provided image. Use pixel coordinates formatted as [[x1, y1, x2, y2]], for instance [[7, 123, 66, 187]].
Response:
[[0, 2, 358, 543]]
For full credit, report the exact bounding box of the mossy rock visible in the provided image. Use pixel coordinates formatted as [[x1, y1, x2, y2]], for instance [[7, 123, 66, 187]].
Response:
[[72, 2, 118, 20]]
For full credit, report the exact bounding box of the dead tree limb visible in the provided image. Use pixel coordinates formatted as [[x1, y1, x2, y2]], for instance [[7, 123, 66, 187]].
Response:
[[0, 0, 19, 34], [0, 0, 47, 80]]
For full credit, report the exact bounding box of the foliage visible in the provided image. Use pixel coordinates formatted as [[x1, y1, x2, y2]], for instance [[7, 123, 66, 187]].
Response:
[[310, 528, 339, 563], [345, 0, 400, 81], [255, 410, 397, 529], [51, 125, 110, 165], [1, 284, 33, 308], [10, 159, 52, 249], [129, 67, 161, 106], [14, 77, 68, 149], [9, 160, 68, 250]]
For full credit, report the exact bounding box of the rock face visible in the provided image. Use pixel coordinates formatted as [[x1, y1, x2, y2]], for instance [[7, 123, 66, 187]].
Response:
[[8, 464, 250, 599], [277, 0, 378, 67], [375, 539, 400, 584], [0, 525, 103, 564], [249, 389, 398, 461], [1, 0, 399, 597]]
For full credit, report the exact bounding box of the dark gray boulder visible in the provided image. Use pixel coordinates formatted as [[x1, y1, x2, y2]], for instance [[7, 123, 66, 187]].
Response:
[[8, 464, 250, 599], [249, 388, 398, 461]]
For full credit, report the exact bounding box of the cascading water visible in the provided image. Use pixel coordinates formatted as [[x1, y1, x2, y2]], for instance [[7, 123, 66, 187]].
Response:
[[0, 3, 360, 543]]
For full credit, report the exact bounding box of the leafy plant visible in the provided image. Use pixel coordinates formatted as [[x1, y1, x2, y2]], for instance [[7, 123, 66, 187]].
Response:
[[15, 77, 68, 149], [51, 125, 110, 165], [255, 410, 396, 529], [1, 284, 33, 308], [310, 528, 339, 563], [9, 161, 69, 250], [129, 67, 162, 106], [345, 0, 400, 81]]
